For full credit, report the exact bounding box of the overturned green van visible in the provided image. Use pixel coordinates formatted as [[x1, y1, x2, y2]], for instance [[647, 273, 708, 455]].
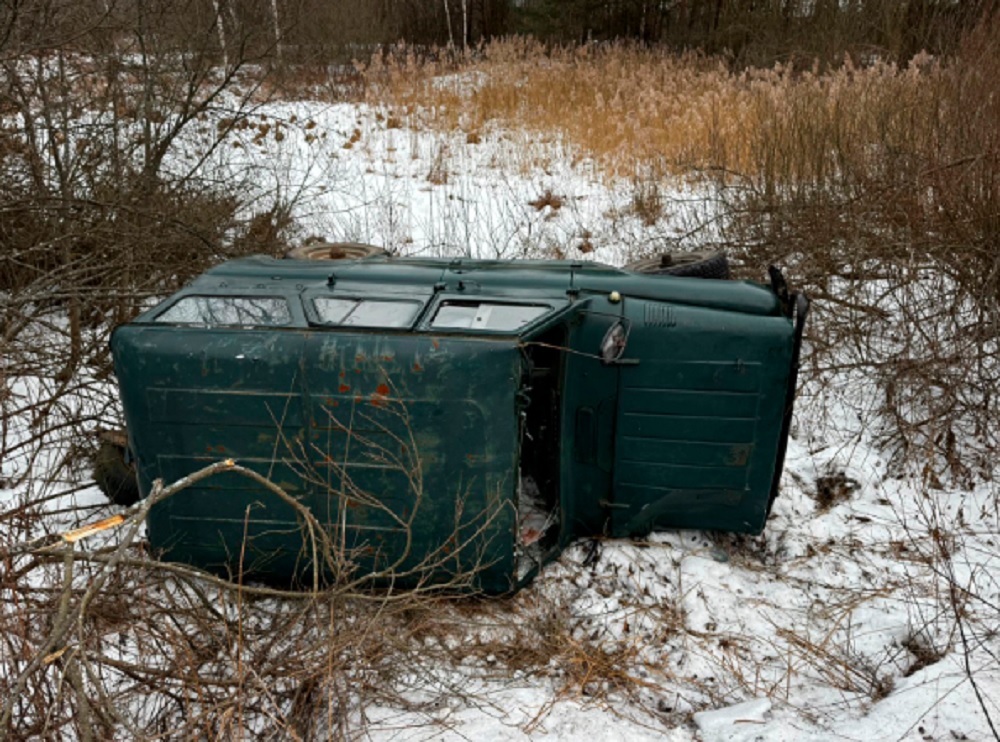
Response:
[[109, 249, 807, 594]]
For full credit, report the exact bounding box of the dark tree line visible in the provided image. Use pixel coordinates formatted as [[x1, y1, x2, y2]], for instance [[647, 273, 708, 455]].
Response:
[[3, 0, 995, 66], [275, 0, 998, 66]]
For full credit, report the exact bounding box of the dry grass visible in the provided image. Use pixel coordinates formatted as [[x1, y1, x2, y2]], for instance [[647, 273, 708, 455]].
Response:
[[357, 33, 995, 191], [361, 41, 743, 178]]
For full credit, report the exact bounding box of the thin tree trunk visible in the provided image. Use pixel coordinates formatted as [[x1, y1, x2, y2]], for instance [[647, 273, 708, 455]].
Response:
[[212, 0, 229, 68], [271, 0, 283, 62], [443, 0, 455, 48], [461, 0, 468, 51]]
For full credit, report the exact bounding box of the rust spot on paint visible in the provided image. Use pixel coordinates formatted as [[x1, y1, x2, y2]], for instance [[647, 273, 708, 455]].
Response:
[[354, 394, 362, 404], [375, 383, 390, 396], [331, 400, 339, 407], [339, 371, 345, 379], [431, 338, 440, 350], [369, 395, 385, 408], [339, 383, 350, 393], [727, 445, 751, 467], [216, 445, 226, 453], [412, 362, 423, 372], [355, 354, 366, 363], [382, 355, 393, 362]]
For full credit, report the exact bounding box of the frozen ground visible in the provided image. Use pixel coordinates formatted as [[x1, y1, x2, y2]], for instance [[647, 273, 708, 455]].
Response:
[[2, 97, 999, 741]]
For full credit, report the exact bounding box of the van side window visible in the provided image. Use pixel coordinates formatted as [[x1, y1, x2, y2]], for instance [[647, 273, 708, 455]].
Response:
[[313, 297, 420, 328], [431, 302, 549, 331], [155, 296, 292, 327]]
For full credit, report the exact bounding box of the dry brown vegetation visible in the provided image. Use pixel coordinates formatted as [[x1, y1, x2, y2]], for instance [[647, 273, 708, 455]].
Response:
[[0, 461, 519, 740], [361, 32, 997, 189], [0, 459, 683, 739]]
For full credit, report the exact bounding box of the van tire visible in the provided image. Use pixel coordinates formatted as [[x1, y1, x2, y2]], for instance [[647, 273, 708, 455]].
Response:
[[94, 439, 140, 507], [624, 249, 730, 279], [284, 242, 387, 261]]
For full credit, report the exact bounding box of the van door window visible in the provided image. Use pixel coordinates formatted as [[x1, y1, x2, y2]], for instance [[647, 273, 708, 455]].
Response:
[[155, 296, 292, 327], [431, 302, 549, 331], [313, 297, 421, 328]]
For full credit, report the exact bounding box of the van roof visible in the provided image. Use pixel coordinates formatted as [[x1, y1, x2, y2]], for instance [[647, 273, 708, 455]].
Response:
[[170, 255, 784, 317]]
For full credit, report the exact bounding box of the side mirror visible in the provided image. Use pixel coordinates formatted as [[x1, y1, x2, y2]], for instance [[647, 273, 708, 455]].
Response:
[[600, 321, 628, 364]]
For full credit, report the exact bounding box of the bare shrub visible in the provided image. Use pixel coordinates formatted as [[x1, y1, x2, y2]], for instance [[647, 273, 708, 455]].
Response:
[[813, 473, 860, 511], [0, 0, 294, 349], [723, 17, 1000, 484], [528, 189, 563, 212], [0, 0, 304, 514], [0, 442, 514, 740]]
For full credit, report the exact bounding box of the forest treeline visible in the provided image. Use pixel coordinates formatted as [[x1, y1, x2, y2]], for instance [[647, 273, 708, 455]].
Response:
[[1, 0, 997, 66]]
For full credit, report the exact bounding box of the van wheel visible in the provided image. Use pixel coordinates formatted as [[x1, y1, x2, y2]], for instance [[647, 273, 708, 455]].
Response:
[[624, 249, 730, 279], [94, 438, 140, 507], [284, 242, 387, 260]]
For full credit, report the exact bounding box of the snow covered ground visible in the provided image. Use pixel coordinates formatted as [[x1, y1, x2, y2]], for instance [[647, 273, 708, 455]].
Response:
[[3, 95, 998, 741], [170, 94, 720, 264]]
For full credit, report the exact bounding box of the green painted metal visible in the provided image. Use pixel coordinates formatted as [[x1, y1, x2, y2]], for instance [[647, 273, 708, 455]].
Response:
[[111, 254, 804, 594], [609, 297, 794, 535]]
